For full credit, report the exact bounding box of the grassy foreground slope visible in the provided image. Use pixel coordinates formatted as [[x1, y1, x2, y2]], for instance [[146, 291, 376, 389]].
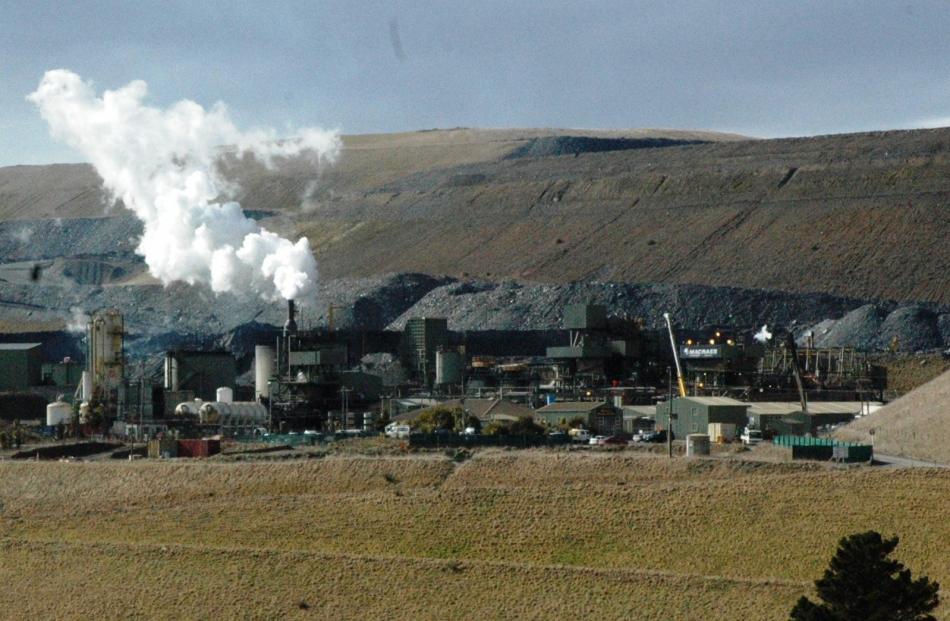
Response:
[[836, 368, 950, 464], [1, 453, 947, 620]]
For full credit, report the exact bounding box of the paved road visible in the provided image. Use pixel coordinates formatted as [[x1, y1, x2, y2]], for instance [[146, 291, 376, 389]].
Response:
[[873, 453, 948, 468]]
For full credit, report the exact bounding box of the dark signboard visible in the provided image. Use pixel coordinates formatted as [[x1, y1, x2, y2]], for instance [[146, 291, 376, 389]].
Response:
[[680, 345, 722, 359]]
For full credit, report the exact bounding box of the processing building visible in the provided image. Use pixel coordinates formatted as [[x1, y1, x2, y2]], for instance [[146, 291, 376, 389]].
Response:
[[0, 343, 42, 391]]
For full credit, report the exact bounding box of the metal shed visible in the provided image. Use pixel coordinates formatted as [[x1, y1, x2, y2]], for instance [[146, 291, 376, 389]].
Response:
[[654, 396, 749, 439]]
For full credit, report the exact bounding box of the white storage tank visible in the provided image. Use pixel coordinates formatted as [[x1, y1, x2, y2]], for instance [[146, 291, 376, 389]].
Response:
[[216, 387, 234, 404], [81, 371, 93, 402], [255, 346, 275, 400], [46, 400, 72, 426], [175, 399, 204, 417], [686, 433, 711, 457], [199, 401, 267, 425], [435, 349, 462, 385]]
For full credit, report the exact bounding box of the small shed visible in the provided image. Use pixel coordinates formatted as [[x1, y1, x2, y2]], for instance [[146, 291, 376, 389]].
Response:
[[0, 343, 42, 391], [622, 405, 656, 434], [655, 396, 749, 439]]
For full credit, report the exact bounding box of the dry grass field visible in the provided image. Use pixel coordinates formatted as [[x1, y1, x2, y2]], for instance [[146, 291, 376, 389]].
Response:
[[1, 451, 947, 620]]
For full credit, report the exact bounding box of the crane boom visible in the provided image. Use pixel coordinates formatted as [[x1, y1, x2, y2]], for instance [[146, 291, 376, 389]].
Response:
[[663, 312, 687, 397], [784, 331, 809, 414]]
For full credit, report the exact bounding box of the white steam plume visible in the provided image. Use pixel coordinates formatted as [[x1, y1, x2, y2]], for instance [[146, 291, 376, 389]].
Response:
[[753, 324, 773, 344], [28, 70, 340, 301], [66, 306, 90, 333]]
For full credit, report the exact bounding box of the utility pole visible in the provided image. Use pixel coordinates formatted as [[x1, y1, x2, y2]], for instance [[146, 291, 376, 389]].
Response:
[[667, 366, 674, 459]]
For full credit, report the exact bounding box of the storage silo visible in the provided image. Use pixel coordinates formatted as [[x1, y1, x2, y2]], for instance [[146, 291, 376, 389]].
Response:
[[435, 349, 462, 385], [255, 346, 275, 400], [87, 309, 124, 392], [216, 387, 233, 404], [46, 400, 72, 426]]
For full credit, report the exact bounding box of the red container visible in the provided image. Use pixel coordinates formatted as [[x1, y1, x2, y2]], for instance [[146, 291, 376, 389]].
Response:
[[176, 439, 221, 458]]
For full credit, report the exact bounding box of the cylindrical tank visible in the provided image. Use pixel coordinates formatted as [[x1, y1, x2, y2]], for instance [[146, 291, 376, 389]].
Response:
[[164, 354, 179, 391], [255, 346, 275, 400], [216, 387, 233, 404], [81, 371, 93, 402], [46, 400, 72, 426], [199, 401, 267, 425], [174, 399, 204, 417], [435, 349, 462, 385], [686, 433, 711, 457]]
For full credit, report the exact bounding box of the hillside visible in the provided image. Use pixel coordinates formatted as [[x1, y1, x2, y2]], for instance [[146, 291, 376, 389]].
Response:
[[836, 368, 950, 464], [1, 452, 948, 619], [2, 126, 949, 306]]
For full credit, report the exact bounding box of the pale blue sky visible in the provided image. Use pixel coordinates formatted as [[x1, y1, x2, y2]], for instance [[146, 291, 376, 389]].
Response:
[[3, 0, 950, 165]]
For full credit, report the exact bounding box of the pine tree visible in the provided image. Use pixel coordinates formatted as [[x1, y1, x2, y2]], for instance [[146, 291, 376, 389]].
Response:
[[790, 531, 940, 621]]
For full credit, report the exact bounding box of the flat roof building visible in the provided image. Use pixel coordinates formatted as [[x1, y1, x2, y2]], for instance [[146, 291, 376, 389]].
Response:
[[0, 343, 42, 391]]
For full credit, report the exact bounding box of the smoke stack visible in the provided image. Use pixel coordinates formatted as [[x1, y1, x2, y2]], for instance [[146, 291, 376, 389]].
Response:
[[284, 299, 297, 336]]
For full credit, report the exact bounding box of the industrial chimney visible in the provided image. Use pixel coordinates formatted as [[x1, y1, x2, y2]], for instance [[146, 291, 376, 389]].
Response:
[[284, 299, 298, 336]]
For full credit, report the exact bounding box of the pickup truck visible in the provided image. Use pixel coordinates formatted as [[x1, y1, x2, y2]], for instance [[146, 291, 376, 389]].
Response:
[[741, 427, 763, 446]]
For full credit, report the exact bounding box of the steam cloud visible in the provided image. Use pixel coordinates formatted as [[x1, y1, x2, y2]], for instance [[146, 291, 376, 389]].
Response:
[[66, 306, 90, 333], [28, 70, 340, 301], [753, 324, 773, 343]]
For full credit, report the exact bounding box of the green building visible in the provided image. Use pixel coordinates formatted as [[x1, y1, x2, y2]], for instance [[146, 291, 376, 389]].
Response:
[[0, 343, 42, 391], [42, 359, 84, 387], [654, 396, 749, 439], [164, 350, 236, 402]]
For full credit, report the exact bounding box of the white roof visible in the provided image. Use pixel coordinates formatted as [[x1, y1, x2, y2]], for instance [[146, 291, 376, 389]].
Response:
[[622, 405, 656, 418], [681, 396, 748, 407], [748, 401, 882, 416]]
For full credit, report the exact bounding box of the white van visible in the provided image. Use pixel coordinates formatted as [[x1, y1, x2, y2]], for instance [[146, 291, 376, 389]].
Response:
[[385, 422, 411, 439]]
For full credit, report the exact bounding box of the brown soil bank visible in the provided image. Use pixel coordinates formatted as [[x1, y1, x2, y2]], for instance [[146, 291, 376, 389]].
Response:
[[836, 368, 950, 464], [4, 127, 950, 305]]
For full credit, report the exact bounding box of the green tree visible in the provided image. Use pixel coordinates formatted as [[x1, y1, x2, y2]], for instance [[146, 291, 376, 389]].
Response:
[[790, 531, 940, 621], [411, 406, 461, 433]]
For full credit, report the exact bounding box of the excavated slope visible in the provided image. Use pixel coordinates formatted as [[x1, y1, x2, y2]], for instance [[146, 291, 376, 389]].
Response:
[[2, 127, 949, 305], [835, 368, 950, 464]]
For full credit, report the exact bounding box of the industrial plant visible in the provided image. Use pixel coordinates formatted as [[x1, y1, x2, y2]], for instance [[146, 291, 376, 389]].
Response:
[[0, 293, 888, 461]]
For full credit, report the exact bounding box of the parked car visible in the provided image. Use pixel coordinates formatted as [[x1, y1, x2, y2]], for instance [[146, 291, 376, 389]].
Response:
[[601, 436, 627, 446], [589, 435, 607, 445], [461, 427, 478, 436], [569, 428, 591, 443]]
